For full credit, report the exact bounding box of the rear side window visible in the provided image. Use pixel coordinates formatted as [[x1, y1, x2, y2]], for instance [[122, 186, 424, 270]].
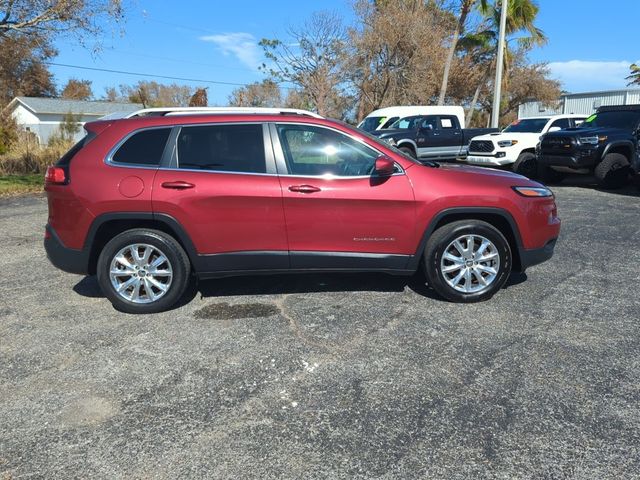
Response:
[[176, 124, 266, 173], [112, 128, 171, 165]]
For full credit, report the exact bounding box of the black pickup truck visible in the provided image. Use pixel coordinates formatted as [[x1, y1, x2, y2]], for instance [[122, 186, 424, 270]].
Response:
[[537, 105, 640, 188], [372, 115, 498, 161]]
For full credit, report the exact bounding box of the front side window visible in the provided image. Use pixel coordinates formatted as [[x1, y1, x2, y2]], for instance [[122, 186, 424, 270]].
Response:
[[177, 124, 266, 173], [276, 124, 381, 177], [112, 128, 171, 165], [420, 116, 438, 130]]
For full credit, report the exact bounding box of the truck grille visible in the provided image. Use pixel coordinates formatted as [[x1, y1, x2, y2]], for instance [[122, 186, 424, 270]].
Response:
[[541, 136, 574, 151], [469, 140, 494, 153]]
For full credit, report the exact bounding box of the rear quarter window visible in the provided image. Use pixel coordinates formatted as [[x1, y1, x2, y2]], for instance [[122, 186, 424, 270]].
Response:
[[111, 128, 172, 166]]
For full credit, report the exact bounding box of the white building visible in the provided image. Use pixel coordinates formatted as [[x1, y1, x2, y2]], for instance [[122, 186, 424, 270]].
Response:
[[5, 97, 142, 145], [518, 88, 640, 119]]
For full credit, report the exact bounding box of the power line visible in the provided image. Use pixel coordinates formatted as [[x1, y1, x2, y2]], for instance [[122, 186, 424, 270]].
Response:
[[44, 61, 295, 90]]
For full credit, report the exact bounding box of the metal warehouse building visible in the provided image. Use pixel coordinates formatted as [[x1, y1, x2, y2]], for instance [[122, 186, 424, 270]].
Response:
[[518, 88, 640, 118]]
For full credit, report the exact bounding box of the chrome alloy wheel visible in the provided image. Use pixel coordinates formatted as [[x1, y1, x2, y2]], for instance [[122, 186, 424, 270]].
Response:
[[109, 243, 173, 304], [440, 234, 500, 294]]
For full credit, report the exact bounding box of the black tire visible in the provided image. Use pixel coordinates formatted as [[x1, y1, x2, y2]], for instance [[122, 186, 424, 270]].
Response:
[[97, 229, 191, 314], [512, 152, 538, 179], [399, 146, 417, 158], [537, 163, 566, 184], [423, 220, 512, 303], [594, 153, 630, 189]]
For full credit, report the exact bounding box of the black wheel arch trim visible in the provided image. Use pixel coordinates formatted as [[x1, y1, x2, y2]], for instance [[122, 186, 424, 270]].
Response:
[[82, 212, 200, 274], [407, 207, 526, 272], [601, 141, 634, 162]]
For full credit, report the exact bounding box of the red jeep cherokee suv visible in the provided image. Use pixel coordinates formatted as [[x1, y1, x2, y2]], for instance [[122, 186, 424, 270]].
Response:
[[44, 108, 560, 313]]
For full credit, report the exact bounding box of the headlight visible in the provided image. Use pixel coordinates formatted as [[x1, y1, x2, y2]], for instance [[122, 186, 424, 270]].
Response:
[[578, 135, 607, 145], [384, 137, 397, 146], [512, 186, 553, 197], [497, 140, 518, 147]]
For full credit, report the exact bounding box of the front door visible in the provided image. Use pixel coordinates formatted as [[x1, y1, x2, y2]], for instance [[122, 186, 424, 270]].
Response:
[[271, 123, 416, 270], [152, 122, 288, 272]]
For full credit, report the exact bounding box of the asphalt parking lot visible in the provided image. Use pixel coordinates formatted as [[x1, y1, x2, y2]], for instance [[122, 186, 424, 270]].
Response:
[[1, 178, 639, 479]]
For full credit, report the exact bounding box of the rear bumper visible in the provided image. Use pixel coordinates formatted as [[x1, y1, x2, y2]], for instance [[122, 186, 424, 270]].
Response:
[[518, 238, 557, 272], [44, 225, 90, 275]]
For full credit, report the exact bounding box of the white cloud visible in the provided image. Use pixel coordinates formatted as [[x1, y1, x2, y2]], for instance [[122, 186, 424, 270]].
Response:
[[547, 60, 638, 92], [200, 32, 261, 71]]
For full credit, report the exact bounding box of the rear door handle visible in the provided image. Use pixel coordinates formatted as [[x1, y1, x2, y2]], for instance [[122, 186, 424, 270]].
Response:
[[288, 184, 321, 193], [161, 181, 195, 190]]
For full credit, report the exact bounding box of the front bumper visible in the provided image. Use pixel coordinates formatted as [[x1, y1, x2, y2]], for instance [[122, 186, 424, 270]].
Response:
[[537, 150, 598, 169], [518, 238, 557, 272], [44, 225, 90, 275], [464, 153, 514, 166]]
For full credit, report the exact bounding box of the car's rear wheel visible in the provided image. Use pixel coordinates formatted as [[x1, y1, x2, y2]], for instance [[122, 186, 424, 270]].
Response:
[[97, 229, 190, 314], [513, 152, 538, 179], [423, 220, 512, 302], [594, 153, 629, 189]]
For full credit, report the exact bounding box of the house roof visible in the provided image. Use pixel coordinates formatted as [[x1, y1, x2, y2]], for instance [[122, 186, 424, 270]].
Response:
[[9, 96, 143, 116]]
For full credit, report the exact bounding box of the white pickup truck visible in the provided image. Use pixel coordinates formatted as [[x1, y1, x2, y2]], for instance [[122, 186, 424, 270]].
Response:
[[464, 114, 587, 177]]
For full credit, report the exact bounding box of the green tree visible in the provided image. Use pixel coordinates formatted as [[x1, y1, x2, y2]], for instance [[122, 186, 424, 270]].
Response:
[[460, 0, 547, 125], [438, 0, 488, 105]]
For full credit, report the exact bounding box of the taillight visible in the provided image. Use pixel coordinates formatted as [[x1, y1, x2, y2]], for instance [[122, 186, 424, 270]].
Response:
[[45, 166, 66, 184]]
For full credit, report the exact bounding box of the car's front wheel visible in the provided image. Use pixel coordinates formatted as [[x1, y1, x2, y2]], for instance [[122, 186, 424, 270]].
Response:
[[97, 229, 190, 314], [423, 220, 512, 302]]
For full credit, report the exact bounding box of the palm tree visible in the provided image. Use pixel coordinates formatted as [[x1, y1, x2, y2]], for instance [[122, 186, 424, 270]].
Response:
[[461, 0, 546, 125], [627, 64, 640, 86], [437, 0, 485, 106]]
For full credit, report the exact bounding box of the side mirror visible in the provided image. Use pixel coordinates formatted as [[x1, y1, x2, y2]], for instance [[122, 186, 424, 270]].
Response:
[[548, 126, 561, 132], [374, 156, 395, 176], [421, 124, 434, 133]]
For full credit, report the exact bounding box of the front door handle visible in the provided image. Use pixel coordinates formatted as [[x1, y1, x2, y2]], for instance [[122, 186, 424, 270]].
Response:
[[161, 181, 195, 190], [288, 184, 321, 193]]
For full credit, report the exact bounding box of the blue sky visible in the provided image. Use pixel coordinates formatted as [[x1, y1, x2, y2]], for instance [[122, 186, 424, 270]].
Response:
[[51, 0, 640, 105]]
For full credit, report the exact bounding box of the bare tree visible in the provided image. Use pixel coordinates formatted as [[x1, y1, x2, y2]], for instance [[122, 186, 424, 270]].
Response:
[[260, 11, 351, 118], [0, 0, 125, 45], [347, 0, 450, 121], [228, 80, 282, 107], [120, 81, 194, 108]]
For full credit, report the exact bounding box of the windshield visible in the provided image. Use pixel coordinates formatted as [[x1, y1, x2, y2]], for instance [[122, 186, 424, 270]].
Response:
[[358, 116, 386, 132], [579, 111, 640, 130], [389, 116, 422, 130], [503, 118, 549, 133]]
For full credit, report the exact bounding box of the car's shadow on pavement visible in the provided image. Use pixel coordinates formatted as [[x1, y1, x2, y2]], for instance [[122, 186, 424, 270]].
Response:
[[544, 173, 640, 197], [73, 270, 528, 308]]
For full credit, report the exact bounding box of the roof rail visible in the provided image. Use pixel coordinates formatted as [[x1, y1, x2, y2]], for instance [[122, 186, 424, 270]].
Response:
[[124, 107, 323, 119]]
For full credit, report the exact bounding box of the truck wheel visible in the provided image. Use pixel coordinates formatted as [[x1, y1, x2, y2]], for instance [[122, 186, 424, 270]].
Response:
[[399, 146, 416, 158], [97, 229, 191, 314], [513, 152, 538, 179], [537, 164, 565, 184], [594, 153, 630, 189], [423, 220, 512, 303]]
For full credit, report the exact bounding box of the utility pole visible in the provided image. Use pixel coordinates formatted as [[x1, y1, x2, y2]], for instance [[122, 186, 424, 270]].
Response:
[[491, 0, 508, 128]]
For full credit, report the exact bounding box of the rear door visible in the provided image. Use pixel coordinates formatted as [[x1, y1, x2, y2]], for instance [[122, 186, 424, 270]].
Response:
[[271, 122, 416, 270], [152, 122, 288, 272]]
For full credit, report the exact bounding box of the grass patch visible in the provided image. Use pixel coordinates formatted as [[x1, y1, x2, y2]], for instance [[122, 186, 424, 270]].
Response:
[[0, 174, 44, 196]]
